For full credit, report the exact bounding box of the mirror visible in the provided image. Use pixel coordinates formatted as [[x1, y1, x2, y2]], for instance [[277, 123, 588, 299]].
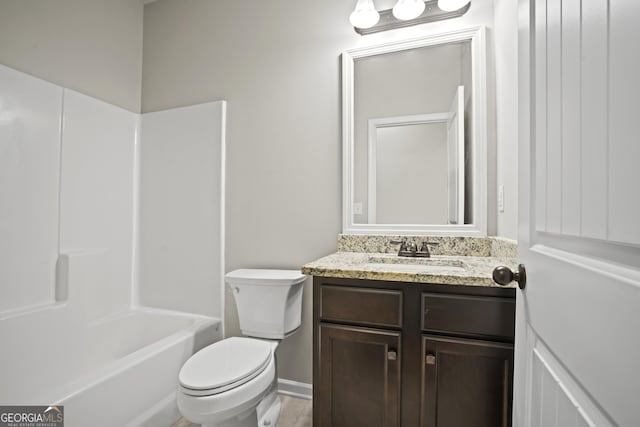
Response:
[[342, 27, 487, 235]]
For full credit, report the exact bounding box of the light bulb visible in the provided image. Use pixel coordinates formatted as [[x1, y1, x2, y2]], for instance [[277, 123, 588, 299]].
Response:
[[437, 0, 471, 12], [392, 0, 426, 20], [349, 0, 380, 29]]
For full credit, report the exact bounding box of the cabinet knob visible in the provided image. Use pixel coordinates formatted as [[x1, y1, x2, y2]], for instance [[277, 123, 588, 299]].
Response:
[[387, 350, 397, 361], [425, 353, 436, 365]]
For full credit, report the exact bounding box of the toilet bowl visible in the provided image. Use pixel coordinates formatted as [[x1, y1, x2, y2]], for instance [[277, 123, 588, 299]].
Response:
[[177, 269, 306, 427], [178, 337, 279, 427]]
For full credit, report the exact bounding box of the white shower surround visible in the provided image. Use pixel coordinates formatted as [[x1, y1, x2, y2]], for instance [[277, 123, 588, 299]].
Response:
[[0, 64, 225, 425]]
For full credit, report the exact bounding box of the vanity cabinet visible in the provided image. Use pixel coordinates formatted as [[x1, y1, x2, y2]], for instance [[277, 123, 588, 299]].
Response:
[[313, 277, 516, 427]]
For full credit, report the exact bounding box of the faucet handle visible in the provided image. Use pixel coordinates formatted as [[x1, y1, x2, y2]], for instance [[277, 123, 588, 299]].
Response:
[[420, 241, 439, 251], [390, 239, 407, 249], [390, 239, 408, 255]]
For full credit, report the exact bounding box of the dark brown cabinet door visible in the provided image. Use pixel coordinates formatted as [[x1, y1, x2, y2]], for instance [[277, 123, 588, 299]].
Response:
[[316, 323, 401, 427], [421, 335, 514, 427]]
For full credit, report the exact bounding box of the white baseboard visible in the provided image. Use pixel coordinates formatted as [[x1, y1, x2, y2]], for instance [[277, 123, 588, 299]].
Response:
[[277, 378, 312, 400]]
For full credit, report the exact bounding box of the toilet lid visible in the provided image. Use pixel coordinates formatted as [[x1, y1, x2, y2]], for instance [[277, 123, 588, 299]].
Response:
[[179, 337, 272, 392]]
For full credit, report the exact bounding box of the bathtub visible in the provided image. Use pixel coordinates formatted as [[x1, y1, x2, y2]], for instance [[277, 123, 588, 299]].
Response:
[[0, 304, 222, 427]]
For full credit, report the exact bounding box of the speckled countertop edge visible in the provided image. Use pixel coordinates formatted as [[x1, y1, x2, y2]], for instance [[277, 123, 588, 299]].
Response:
[[302, 252, 517, 288], [489, 237, 518, 263]]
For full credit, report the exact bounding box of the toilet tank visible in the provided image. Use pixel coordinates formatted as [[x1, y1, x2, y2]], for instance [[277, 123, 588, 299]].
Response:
[[226, 269, 307, 339]]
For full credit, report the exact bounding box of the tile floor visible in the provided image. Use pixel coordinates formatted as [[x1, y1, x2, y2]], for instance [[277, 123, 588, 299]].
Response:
[[171, 395, 312, 427]]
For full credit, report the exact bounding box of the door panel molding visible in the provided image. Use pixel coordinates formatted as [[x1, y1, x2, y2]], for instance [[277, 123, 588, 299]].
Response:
[[530, 0, 640, 246], [529, 338, 613, 427], [531, 244, 640, 286], [534, 232, 640, 270]]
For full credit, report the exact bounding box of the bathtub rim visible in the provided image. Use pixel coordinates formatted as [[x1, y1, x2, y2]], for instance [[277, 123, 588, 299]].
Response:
[[3, 304, 221, 407]]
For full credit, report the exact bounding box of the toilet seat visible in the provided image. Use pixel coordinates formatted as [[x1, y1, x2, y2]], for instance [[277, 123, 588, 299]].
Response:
[[179, 337, 273, 397]]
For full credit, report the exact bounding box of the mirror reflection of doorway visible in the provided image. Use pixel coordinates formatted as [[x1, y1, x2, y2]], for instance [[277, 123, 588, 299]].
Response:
[[368, 86, 465, 225]]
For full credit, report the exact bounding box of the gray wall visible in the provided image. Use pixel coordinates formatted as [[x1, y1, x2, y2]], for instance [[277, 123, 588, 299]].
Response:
[[141, 0, 508, 385], [494, 0, 518, 239], [0, 0, 144, 112]]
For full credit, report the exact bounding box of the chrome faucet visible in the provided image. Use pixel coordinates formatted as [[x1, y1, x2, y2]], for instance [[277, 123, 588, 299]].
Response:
[[391, 239, 439, 257]]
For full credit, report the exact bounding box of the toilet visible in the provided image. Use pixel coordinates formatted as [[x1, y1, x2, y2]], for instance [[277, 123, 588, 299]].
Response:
[[177, 269, 306, 427]]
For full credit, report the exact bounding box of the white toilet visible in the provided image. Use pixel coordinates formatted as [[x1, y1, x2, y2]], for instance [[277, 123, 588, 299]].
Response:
[[177, 269, 306, 427]]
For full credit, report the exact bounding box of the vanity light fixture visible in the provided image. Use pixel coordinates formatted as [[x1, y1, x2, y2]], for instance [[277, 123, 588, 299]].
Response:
[[392, 0, 426, 20], [350, 0, 471, 35], [349, 0, 380, 29], [437, 0, 471, 12]]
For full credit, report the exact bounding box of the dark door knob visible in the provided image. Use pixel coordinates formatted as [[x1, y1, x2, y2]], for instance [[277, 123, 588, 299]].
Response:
[[492, 264, 527, 290]]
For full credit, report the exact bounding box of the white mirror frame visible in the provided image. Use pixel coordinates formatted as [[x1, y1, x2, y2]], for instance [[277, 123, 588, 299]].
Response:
[[342, 26, 487, 236]]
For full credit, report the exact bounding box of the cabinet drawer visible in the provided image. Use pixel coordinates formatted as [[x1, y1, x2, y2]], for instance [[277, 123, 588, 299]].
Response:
[[422, 293, 515, 339], [320, 285, 403, 328]]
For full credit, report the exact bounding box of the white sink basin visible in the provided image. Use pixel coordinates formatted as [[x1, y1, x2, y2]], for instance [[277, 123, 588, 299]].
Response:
[[365, 256, 467, 273]]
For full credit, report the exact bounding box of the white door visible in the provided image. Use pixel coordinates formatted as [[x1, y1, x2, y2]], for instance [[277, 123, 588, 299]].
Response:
[[514, 1, 640, 427], [446, 85, 464, 225]]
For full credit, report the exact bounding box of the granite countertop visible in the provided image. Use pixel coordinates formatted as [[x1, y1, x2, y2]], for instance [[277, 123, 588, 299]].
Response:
[[301, 251, 517, 288]]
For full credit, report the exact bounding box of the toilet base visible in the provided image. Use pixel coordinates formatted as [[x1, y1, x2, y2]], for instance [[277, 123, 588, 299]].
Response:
[[201, 407, 256, 427], [200, 392, 280, 427], [257, 390, 281, 427]]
